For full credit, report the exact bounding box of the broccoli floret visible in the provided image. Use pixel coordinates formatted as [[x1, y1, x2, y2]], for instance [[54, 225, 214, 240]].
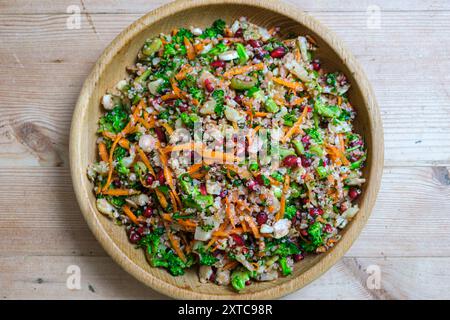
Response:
[[207, 42, 228, 56], [279, 256, 292, 276], [301, 221, 324, 253], [113, 146, 127, 161], [231, 268, 251, 291], [98, 106, 128, 133], [284, 205, 297, 220], [172, 28, 193, 44], [305, 128, 323, 144], [200, 19, 226, 39], [195, 246, 218, 266], [314, 98, 341, 119], [274, 240, 301, 256]]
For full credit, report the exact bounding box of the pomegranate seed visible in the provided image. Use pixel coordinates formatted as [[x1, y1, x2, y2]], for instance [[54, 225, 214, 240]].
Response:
[[255, 175, 265, 186], [270, 46, 286, 58], [300, 156, 311, 168], [348, 187, 360, 200], [234, 95, 243, 105], [283, 155, 300, 168], [129, 232, 141, 244], [242, 247, 249, 254], [301, 135, 310, 147], [300, 229, 308, 237], [204, 78, 214, 92], [302, 197, 309, 205], [231, 234, 245, 247], [211, 60, 225, 68], [254, 48, 267, 60], [247, 180, 258, 192], [219, 190, 228, 198], [137, 226, 145, 235], [143, 207, 153, 218], [245, 280, 251, 286], [256, 212, 268, 225], [312, 60, 321, 71], [234, 28, 243, 37], [323, 224, 333, 233], [177, 104, 189, 112], [200, 183, 207, 195], [146, 174, 155, 185], [157, 170, 166, 185], [309, 208, 323, 216], [293, 253, 304, 262], [248, 39, 261, 48], [154, 126, 166, 143]]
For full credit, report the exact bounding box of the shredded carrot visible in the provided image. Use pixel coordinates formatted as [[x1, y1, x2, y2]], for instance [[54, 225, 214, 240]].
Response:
[[121, 99, 146, 135], [187, 163, 203, 175], [272, 77, 304, 92], [102, 189, 139, 196], [161, 213, 197, 228], [276, 175, 290, 221], [244, 216, 260, 238], [223, 62, 264, 78], [212, 228, 243, 237], [136, 146, 156, 177], [98, 142, 108, 162], [290, 96, 307, 106], [157, 146, 176, 192], [102, 133, 122, 192], [155, 189, 168, 208], [189, 171, 207, 179], [167, 232, 187, 262], [337, 96, 343, 106], [184, 37, 196, 60], [164, 142, 241, 164], [225, 197, 236, 228], [175, 64, 193, 81], [122, 205, 139, 225], [326, 144, 350, 166], [161, 93, 178, 101], [294, 48, 301, 62], [338, 133, 345, 152], [160, 122, 174, 135], [254, 112, 270, 117], [281, 105, 309, 143], [194, 42, 204, 54], [168, 190, 178, 212]]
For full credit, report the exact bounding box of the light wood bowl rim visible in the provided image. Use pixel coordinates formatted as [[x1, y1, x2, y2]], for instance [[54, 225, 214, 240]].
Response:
[[69, 0, 384, 300]]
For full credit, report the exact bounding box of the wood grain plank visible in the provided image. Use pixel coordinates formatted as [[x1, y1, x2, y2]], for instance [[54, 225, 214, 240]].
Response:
[[1, 0, 449, 14], [1, 255, 449, 299], [1, 12, 449, 167], [0, 166, 448, 257]]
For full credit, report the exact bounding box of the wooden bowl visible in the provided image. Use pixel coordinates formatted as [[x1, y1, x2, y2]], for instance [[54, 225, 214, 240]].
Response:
[[69, 0, 383, 299]]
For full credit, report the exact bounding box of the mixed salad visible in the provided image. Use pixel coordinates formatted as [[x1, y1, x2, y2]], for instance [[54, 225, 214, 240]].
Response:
[[88, 17, 366, 292]]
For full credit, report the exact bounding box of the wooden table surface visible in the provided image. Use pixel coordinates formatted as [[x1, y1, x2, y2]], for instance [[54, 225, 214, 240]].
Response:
[[1, 0, 449, 300]]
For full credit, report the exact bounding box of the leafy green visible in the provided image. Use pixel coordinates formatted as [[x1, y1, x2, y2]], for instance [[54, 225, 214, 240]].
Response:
[[195, 245, 218, 266], [172, 28, 193, 44], [279, 256, 292, 276], [113, 146, 127, 161], [200, 19, 226, 39], [308, 222, 324, 248], [316, 166, 329, 179], [107, 196, 126, 208], [315, 98, 341, 118], [283, 112, 297, 127], [284, 205, 297, 220], [350, 156, 366, 170], [212, 89, 225, 117], [305, 128, 323, 144], [236, 43, 249, 64], [207, 42, 228, 56], [98, 106, 128, 133], [139, 228, 194, 276]]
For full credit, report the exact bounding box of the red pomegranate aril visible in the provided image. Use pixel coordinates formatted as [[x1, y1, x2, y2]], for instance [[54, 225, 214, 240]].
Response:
[[323, 224, 333, 233], [231, 234, 245, 247], [293, 253, 304, 262], [146, 174, 155, 185], [154, 126, 166, 143], [157, 170, 166, 185], [177, 104, 189, 112], [234, 28, 243, 37], [137, 226, 145, 235], [283, 155, 300, 168], [256, 212, 268, 225], [248, 39, 261, 48], [200, 183, 207, 195], [247, 180, 258, 192], [219, 190, 228, 198], [300, 229, 308, 237], [348, 187, 360, 200], [234, 95, 243, 105], [270, 46, 286, 58], [211, 60, 225, 68], [312, 60, 321, 71], [143, 207, 153, 218], [300, 156, 311, 167], [309, 207, 323, 216], [255, 174, 265, 185], [204, 78, 214, 92], [129, 232, 141, 244], [301, 135, 310, 146], [245, 280, 252, 286]]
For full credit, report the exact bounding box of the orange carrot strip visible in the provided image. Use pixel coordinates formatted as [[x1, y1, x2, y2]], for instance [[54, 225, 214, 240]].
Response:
[[136, 146, 156, 177], [223, 62, 264, 78], [122, 205, 139, 225], [272, 77, 304, 92], [102, 133, 122, 192], [160, 122, 174, 135], [281, 105, 309, 143], [184, 37, 195, 60], [225, 197, 236, 228], [244, 215, 260, 238], [167, 232, 187, 262], [175, 64, 193, 81], [98, 142, 109, 162], [223, 261, 239, 270], [161, 93, 178, 101], [102, 189, 139, 196], [155, 189, 168, 208], [276, 175, 290, 221]]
